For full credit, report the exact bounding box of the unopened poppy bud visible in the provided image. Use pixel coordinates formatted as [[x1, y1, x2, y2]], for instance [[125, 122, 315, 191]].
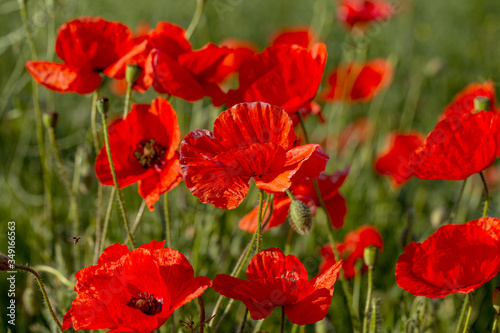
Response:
[[288, 200, 313, 235], [363, 245, 379, 269], [126, 64, 142, 85], [0, 252, 11, 271], [493, 287, 500, 313], [97, 97, 110, 116], [474, 96, 491, 113], [42, 112, 58, 129]]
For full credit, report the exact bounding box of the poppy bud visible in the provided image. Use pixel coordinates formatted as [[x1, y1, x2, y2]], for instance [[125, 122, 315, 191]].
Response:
[[97, 96, 110, 116], [474, 96, 491, 113], [126, 64, 142, 85], [363, 245, 379, 269], [288, 200, 313, 235], [493, 287, 500, 313], [0, 252, 11, 271], [42, 112, 58, 129]]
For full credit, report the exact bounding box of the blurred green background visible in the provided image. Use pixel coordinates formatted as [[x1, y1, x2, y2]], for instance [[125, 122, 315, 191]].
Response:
[[2, 0, 500, 332]]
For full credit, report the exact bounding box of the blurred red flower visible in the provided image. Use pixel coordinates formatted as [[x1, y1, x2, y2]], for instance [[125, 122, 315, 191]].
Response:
[[319, 225, 383, 279], [212, 247, 342, 325], [439, 81, 496, 120], [62, 240, 211, 332], [337, 0, 395, 32], [180, 102, 329, 209], [239, 167, 349, 232], [26, 17, 134, 94], [396, 217, 500, 298], [95, 97, 182, 210], [270, 26, 317, 49], [321, 58, 393, 103], [375, 132, 424, 186], [224, 43, 327, 114], [409, 111, 498, 180]]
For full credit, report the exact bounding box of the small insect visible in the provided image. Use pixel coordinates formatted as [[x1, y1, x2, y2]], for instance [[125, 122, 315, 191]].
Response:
[[68, 236, 81, 245]]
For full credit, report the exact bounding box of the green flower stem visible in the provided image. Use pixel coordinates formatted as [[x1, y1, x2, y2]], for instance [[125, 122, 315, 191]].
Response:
[[124, 200, 147, 244], [19, 0, 54, 232], [492, 313, 499, 333], [297, 112, 310, 143], [369, 299, 377, 333], [284, 227, 294, 255], [462, 295, 473, 333], [93, 183, 104, 263], [165, 192, 172, 248], [238, 308, 249, 333], [99, 187, 115, 255], [90, 91, 100, 153], [353, 259, 363, 315], [123, 82, 133, 119], [291, 324, 299, 333], [32, 265, 74, 289], [186, 0, 205, 39], [256, 189, 265, 253], [479, 171, 489, 218], [299, 117, 361, 332], [281, 306, 286, 333], [100, 110, 136, 248], [447, 179, 467, 224], [455, 294, 471, 333], [15, 265, 63, 331], [363, 268, 374, 333]]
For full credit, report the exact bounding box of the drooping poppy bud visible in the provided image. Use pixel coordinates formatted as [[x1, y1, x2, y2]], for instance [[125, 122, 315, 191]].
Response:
[[288, 199, 313, 235]]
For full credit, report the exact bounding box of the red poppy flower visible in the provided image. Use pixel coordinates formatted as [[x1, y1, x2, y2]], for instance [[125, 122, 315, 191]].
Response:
[[321, 58, 392, 103], [375, 132, 424, 186], [337, 0, 394, 31], [409, 111, 498, 180], [180, 102, 329, 209], [95, 97, 182, 210], [319, 225, 383, 279], [105, 21, 193, 93], [439, 81, 496, 120], [270, 26, 317, 49], [224, 43, 327, 114], [239, 167, 349, 232], [396, 217, 500, 298], [62, 240, 211, 332], [212, 247, 342, 325], [25, 17, 134, 94]]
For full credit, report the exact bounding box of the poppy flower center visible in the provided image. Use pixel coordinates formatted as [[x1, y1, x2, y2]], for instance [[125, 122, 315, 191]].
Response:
[[126, 292, 163, 316], [134, 139, 166, 168]]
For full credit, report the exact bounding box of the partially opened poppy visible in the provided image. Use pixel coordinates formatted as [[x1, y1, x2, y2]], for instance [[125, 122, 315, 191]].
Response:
[[319, 225, 383, 279], [95, 97, 182, 209], [62, 240, 211, 332], [375, 132, 424, 186], [180, 102, 329, 209], [239, 167, 349, 232], [224, 43, 327, 114], [212, 247, 342, 325], [321, 58, 393, 103], [439, 81, 495, 120], [396, 217, 500, 298], [337, 0, 394, 32], [26, 17, 134, 94], [409, 111, 498, 180]]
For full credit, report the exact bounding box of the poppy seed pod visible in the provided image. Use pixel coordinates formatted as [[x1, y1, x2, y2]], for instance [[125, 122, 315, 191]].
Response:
[[0, 252, 11, 271], [474, 96, 491, 113], [126, 64, 142, 85], [363, 245, 379, 269], [96, 97, 110, 116], [288, 200, 313, 235]]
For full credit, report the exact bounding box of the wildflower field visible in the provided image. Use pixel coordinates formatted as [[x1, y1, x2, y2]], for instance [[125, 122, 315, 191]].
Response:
[[2, 0, 500, 332]]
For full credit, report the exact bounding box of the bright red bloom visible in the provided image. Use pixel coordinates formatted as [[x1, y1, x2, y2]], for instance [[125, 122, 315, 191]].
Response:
[[212, 247, 342, 325], [337, 0, 394, 31], [224, 43, 327, 114], [410, 111, 498, 180], [239, 168, 349, 232], [321, 59, 393, 103], [439, 81, 496, 120], [396, 217, 500, 298], [270, 26, 317, 49], [95, 97, 182, 210], [62, 240, 211, 332], [319, 225, 383, 279], [26, 17, 134, 94], [375, 132, 424, 186], [180, 102, 329, 209]]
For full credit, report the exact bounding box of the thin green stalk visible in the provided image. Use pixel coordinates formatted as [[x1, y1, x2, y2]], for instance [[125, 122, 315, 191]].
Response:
[[124, 200, 147, 244], [284, 227, 294, 255], [479, 171, 490, 218], [165, 192, 172, 248], [353, 260, 363, 315], [15, 265, 63, 331], [455, 294, 470, 333], [363, 268, 374, 333], [90, 91, 100, 153], [291, 324, 299, 333], [281, 306, 286, 333], [297, 112, 310, 143], [462, 295, 472, 333], [100, 109, 136, 248], [93, 183, 103, 263], [32, 265, 74, 289], [447, 179, 467, 224], [99, 187, 116, 255], [186, 0, 205, 39], [369, 299, 377, 333], [256, 189, 264, 253], [123, 82, 133, 118], [492, 313, 499, 333], [238, 308, 249, 333]]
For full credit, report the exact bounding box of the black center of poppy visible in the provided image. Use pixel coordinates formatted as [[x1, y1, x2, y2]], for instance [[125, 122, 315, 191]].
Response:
[[134, 139, 166, 168], [126, 292, 163, 316]]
